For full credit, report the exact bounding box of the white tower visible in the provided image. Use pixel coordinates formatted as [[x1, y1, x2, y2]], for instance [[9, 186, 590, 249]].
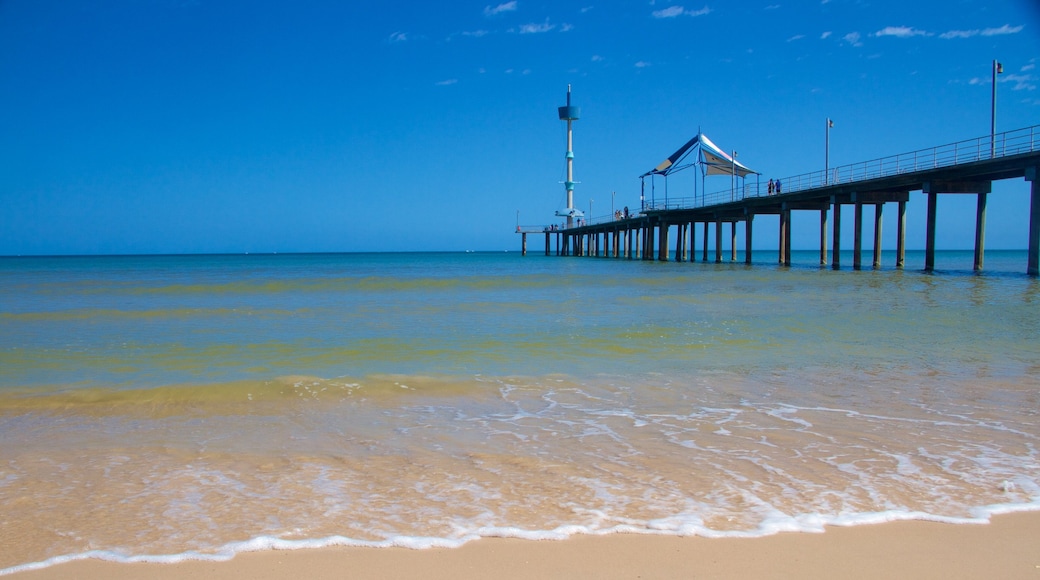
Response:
[[555, 85, 582, 227]]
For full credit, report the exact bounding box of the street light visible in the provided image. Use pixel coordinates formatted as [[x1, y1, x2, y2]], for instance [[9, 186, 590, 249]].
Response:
[[611, 191, 615, 218], [825, 118, 834, 184], [589, 199, 594, 223], [991, 59, 1003, 158], [730, 151, 737, 201]]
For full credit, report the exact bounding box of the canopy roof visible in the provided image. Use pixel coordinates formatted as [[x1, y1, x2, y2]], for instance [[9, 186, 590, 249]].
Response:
[[641, 133, 756, 178]]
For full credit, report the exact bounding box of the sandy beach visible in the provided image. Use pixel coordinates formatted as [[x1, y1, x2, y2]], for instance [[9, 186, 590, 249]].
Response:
[[11, 511, 1038, 579]]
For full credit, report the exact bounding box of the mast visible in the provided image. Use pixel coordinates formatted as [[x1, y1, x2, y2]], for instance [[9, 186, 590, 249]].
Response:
[[558, 85, 581, 227]]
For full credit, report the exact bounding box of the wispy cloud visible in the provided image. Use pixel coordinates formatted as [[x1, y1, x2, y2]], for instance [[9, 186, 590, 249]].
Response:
[[591, 54, 604, 62], [435, 79, 458, 86], [820, 31, 832, 39], [518, 19, 554, 33], [787, 34, 804, 42], [875, 26, 931, 38], [1004, 73, 1037, 91], [461, 30, 490, 38], [484, 1, 517, 17], [387, 31, 408, 43], [651, 5, 711, 18], [842, 31, 862, 46], [581, 6, 594, 13], [635, 61, 651, 68], [940, 24, 1024, 39], [765, 4, 780, 9]]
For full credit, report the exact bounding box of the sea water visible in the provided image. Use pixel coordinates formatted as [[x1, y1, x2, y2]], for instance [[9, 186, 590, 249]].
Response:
[[1, 251, 1038, 574]]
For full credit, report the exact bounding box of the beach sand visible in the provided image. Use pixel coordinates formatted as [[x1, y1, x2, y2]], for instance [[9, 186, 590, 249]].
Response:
[[11, 511, 1039, 579]]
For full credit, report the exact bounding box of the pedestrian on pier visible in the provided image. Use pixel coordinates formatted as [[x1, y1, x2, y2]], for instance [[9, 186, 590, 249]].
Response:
[[776, 179, 782, 194], [768, 179, 774, 195]]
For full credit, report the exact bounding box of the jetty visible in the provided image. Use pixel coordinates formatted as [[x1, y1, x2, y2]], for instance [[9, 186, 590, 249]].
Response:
[[517, 90, 1040, 275]]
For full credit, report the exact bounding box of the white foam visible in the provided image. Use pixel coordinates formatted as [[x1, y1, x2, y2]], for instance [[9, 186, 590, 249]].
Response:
[[6, 501, 1040, 577]]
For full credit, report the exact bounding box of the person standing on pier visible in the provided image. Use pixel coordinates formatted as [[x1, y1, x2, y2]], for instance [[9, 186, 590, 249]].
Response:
[[768, 179, 775, 195], [776, 179, 782, 194]]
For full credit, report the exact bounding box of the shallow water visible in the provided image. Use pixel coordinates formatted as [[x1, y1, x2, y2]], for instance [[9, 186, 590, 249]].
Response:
[[1, 251, 1038, 574]]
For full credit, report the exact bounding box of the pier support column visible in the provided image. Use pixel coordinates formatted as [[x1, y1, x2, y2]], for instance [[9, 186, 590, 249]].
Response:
[[832, 199, 842, 270], [974, 192, 987, 271], [820, 208, 828, 266], [1027, 167, 1040, 276], [853, 202, 863, 270], [658, 222, 669, 261], [873, 204, 883, 269], [784, 209, 792, 267], [676, 223, 685, 262], [730, 222, 737, 262], [778, 211, 787, 265], [646, 224, 656, 261], [745, 213, 754, 265], [925, 192, 938, 272], [715, 219, 723, 263], [702, 222, 709, 262], [896, 201, 906, 269], [521, 233, 527, 256]]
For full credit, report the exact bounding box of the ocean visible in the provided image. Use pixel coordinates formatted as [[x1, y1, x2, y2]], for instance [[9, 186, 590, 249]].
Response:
[[1, 250, 1038, 574]]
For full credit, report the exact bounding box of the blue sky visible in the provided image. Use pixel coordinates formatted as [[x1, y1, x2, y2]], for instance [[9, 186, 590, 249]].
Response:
[[1, 0, 1038, 255]]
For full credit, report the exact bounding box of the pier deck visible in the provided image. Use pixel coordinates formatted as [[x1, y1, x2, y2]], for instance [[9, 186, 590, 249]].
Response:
[[520, 125, 1040, 275]]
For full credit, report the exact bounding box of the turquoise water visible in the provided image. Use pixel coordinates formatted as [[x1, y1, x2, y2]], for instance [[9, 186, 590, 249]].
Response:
[[1, 251, 1038, 573]]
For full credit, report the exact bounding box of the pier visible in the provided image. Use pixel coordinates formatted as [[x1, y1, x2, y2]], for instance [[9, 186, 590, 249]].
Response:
[[519, 124, 1040, 276]]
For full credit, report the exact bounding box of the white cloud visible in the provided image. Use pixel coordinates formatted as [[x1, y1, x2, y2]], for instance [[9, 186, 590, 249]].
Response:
[[560, 23, 574, 32], [635, 61, 651, 68], [842, 31, 862, 46], [484, 1, 517, 17], [982, 24, 1023, 36], [651, 5, 710, 18], [518, 20, 554, 33], [1022, 64, 1036, 72], [581, 6, 594, 13], [436, 79, 458, 86], [388, 31, 407, 43], [652, 5, 685, 18], [765, 4, 780, 9], [591, 54, 604, 61], [462, 30, 490, 38], [1003, 73, 1037, 91], [787, 34, 804, 42], [875, 26, 930, 38], [820, 31, 832, 39], [941, 24, 1023, 39]]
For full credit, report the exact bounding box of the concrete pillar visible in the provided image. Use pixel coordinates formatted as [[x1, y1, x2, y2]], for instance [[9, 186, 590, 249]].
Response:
[[521, 233, 527, 256], [688, 222, 696, 263], [784, 209, 792, 266], [676, 223, 685, 262], [853, 202, 863, 270], [832, 200, 842, 270], [715, 219, 723, 263], [925, 192, 938, 272], [974, 192, 987, 272], [1028, 168, 1040, 276], [730, 222, 737, 262], [778, 211, 787, 265], [873, 204, 883, 269], [658, 222, 669, 261], [897, 201, 906, 269], [702, 222, 709, 262], [820, 207, 828, 266], [745, 213, 754, 265], [545, 232, 550, 256]]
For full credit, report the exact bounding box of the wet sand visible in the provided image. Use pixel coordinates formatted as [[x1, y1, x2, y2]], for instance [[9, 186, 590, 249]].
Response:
[[11, 511, 1039, 579]]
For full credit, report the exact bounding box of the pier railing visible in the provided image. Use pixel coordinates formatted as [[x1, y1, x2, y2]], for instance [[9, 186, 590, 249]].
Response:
[[638, 124, 1040, 214]]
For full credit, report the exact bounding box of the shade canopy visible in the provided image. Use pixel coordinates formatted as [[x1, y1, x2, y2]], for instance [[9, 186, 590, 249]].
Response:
[[641, 133, 756, 178]]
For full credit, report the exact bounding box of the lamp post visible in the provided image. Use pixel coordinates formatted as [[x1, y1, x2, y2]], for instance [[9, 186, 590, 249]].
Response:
[[825, 118, 834, 184], [730, 151, 737, 201], [516, 210, 519, 231], [991, 59, 1003, 158], [589, 199, 594, 224], [611, 191, 615, 218]]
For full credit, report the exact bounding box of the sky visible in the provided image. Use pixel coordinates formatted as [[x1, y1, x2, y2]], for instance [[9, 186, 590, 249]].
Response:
[[1, 0, 1039, 255]]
